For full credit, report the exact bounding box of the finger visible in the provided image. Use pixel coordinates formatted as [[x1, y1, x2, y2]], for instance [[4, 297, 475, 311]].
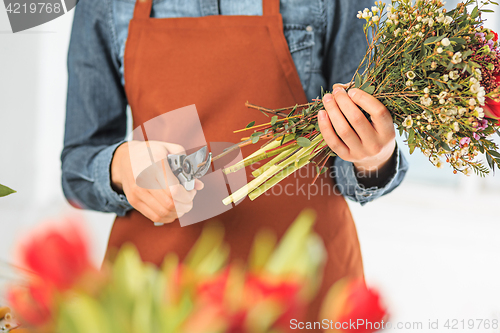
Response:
[[172, 200, 194, 215], [322, 93, 362, 150], [169, 184, 197, 204], [332, 87, 377, 142], [317, 110, 350, 158], [194, 179, 205, 191], [135, 197, 177, 224], [347, 89, 394, 138], [142, 190, 179, 222]]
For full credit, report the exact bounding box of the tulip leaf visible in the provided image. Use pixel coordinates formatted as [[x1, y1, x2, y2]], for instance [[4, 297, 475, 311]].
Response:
[[0, 184, 15, 197]]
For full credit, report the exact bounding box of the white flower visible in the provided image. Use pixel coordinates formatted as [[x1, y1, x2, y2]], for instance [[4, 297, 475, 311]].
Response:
[[439, 99, 446, 104], [439, 113, 449, 122], [420, 96, 433, 106], [423, 149, 431, 157], [428, 18, 435, 27], [441, 38, 450, 46], [469, 99, 476, 106], [444, 16, 453, 25], [453, 122, 460, 132], [436, 15, 445, 23], [427, 124, 432, 130], [458, 108, 467, 117], [475, 107, 484, 119], [417, 16, 422, 22], [424, 87, 430, 94], [394, 28, 401, 37], [463, 168, 472, 176], [403, 116, 413, 128], [371, 6, 379, 13], [471, 82, 481, 94], [386, 19, 394, 25], [430, 156, 440, 165], [446, 131, 454, 141], [443, 74, 449, 82], [406, 80, 414, 86], [406, 71, 416, 80], [451, 52, 462, 64], [478, 96, 485, 106], [449, 71, 459, 80], [431, 62, 437, 69], [437, 47, 444, 54], [357, 11, 363, 19], [372, 15, 380, 22], [438, 91, 448, 99]]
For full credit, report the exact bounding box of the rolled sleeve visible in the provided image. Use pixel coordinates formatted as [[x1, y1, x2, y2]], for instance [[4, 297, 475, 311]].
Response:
[[93, 142, 133, 216], [333, 145, 409, 205]]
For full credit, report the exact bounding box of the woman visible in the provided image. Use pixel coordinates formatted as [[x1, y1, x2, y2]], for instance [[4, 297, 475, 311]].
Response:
[[62, 0, 408, 324]]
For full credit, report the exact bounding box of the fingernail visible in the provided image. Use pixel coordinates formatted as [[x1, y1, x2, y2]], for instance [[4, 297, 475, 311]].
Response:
[[323, 94, 333, 103], [348, 89, 357, 98], [318, 110, 326, 120], [332, 87, 345, 95]]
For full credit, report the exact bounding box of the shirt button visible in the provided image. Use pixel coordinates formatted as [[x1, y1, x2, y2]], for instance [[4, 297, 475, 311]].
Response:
[[306, 25, 313, 32]]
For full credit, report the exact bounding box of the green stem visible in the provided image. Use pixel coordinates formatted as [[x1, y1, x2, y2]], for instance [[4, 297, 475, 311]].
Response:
[[248, 157, 311, 201]]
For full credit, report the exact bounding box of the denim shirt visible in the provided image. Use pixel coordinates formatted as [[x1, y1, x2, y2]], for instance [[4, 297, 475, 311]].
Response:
[[62, 0, 409, 216]]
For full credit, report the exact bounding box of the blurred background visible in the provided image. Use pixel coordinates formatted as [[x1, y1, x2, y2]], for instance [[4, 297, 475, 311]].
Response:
[[1, 1, 499, 331]]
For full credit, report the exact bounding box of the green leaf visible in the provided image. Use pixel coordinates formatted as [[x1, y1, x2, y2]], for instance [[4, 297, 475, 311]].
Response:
[[471, 6, 479, 19], [355, 73, 362, 88], [271, 116, 278, 126], [296, 137, 312, 147], [362, 85, 375, 95], [246, 121, 256, 129], [251, 132, 263, 144], [0, 184, 15, 197], [424, 35, 445, 45], [449, 37, 466, 45]]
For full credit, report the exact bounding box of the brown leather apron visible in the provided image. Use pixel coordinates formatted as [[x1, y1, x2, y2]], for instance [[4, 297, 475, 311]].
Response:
[[107, 0, 364, 324]]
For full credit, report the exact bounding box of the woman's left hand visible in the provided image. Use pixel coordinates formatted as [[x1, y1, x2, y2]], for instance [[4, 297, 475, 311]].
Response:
[[318, 85, 396, 175]]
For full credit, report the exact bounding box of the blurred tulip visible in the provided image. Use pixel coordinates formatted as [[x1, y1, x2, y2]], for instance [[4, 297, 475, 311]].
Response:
[[7, 281, 53, 326], [20, 220, 91, 290], [322, 278, 387, 333]]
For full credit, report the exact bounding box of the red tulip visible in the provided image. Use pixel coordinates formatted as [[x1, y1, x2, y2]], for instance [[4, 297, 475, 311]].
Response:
[[20, 220, 91, 290], [7, 281, 53, 326], [322, 278, 388, 333]]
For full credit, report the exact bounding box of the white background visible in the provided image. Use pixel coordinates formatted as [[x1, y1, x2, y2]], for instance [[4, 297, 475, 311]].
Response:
[[0, 1, 499, 332]]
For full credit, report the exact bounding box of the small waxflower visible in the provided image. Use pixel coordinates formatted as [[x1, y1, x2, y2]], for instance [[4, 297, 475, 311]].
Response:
[[444, 16, 453, 25], [441, 38, 451, 46], [469, 99, 476, 106], [371, 6, 379, 13], [406, 71, 416, 80], [431, 62, 437, 69], [372, 16, 380, 22], [458, 108, 467, 117], [453, 122, 460, 132], [470, 82, 481, 94], [357, 11, 363, 19], [443, 74, 449, 82], [420, 96, 433, 106], [449, 71, 459, 80], [403, 116, 413, 128], [406, 80, 414, 86], [437, 47, 444, 54], [451, 52, 462, 64], [424, 87, 430, 94], [428, 18, 435, 27]]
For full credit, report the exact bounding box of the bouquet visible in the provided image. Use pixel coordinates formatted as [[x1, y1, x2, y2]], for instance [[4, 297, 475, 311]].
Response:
[[222, 0, 500, 205], [2, 212, 387, 333]]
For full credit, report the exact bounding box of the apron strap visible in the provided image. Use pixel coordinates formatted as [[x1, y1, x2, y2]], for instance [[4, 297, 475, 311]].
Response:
[[133, 0, 153, 19], [263, 0, 280, 16]]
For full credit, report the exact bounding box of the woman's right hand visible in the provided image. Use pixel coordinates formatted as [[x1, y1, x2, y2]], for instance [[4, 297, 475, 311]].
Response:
[[111, 141, 204, 224]]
